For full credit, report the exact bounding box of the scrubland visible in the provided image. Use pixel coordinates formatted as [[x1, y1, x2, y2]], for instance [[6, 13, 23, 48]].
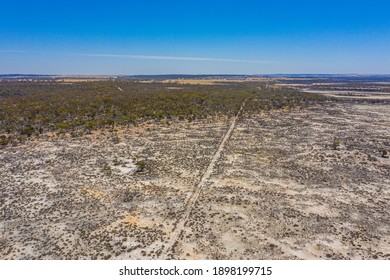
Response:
[[1, 78, 389, 259]]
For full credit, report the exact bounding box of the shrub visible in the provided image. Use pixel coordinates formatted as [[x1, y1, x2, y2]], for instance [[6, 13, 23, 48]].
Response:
[[0, 135, 9, 146], [379, 149, 389, 158], [135, 160, 146, 172], [55, 122, 70, 130], [331, 139, 341, 150], [20, 126, 34, 137], [101, 163, 112, 176]]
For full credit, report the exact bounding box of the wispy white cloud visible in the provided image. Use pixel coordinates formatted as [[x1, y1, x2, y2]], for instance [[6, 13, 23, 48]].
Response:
[[72, 52, 278, 64], [0, 49, 278, 64]]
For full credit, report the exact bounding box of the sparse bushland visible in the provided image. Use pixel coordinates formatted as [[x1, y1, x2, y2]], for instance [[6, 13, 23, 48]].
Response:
[[0, 80, 329, 144], [1, 81, 389, 260]]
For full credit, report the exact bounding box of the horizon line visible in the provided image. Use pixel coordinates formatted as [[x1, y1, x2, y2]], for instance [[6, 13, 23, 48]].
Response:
[[1, 73, 390, 76]]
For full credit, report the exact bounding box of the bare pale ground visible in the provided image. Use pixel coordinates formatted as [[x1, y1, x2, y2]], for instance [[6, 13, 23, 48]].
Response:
[[1, 102, 389, 260], [162, 78, 271, 85], [301, 89, 390, 100]]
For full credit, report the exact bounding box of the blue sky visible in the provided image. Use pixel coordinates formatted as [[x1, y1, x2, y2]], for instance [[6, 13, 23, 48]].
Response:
[[1, 0, 389, 74]]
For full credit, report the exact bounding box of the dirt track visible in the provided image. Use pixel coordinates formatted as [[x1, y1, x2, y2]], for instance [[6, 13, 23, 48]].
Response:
[[1, 102, 389, 260]]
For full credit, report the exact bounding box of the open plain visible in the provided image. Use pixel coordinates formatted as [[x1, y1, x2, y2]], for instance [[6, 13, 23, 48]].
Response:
[[1, 77, 389, 259]]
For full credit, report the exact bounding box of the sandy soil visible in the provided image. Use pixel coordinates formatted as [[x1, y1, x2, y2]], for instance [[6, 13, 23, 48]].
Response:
[[1, 102, 389, 260], [301, 89, 390, 100], [162, 78, 270, 85]]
